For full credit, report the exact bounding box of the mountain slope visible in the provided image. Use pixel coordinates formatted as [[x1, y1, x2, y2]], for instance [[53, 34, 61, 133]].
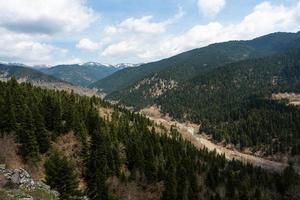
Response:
[[157, 49, 300, 119], [0, 63, 65, 83], [40, 62, 122, 87], [92, 32, 300, 94], [0, 79, 298, 199], [0, 63, 99, 97], [106, 32, 300, 107], [116, 49, 300, 156]]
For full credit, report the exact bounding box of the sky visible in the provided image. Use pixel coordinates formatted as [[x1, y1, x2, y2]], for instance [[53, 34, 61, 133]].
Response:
[[0, 0, 300, 66]]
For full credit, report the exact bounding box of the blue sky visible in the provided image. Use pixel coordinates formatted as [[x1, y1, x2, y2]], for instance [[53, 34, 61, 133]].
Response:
[[0, 0, 300, 66]]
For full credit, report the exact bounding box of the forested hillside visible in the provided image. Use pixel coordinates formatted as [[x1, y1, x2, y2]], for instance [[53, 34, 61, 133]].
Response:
[[1, 79, 299, 199], [112, 49, 300, 157], [93, 32, 300, 94], [0, 64, 65, 84], [40, 63, 121, 87]]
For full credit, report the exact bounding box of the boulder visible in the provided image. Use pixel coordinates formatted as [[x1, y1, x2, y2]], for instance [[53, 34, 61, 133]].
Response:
[[0, 167, 60, 199]]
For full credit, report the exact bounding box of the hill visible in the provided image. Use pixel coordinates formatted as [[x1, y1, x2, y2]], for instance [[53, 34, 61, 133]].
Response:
[[0, 63, 99, 97], [0, 63, 65, 84], [0, 79, 299, 199], [113, 49, 300, 157], [103, 32, 300, 158], [40, 62, 125, 87], [92, 32, 300, 94]]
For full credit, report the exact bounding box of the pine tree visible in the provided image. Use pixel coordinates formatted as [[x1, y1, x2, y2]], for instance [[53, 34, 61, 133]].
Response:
[[86, 130, 109, 200], [144, 144, 157, 183], [45, 151, 80, 199], [1, 91, 17, 132], [52, 97, 63, 133], [188, 167, 199, 200], [254, 188, 262, 200], [279, 164, 299, 193], [161, 157, 177, 200], [18, 105, 39, 161], [176, 165, 187, 200], [32, 104, 50, 154]]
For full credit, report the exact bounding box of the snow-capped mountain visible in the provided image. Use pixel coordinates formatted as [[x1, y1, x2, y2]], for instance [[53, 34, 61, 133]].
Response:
[[39, 62, 137, 87], [79, 62, 140, 69], [115, 63, 141, 68], [1, 60, 140, 87]]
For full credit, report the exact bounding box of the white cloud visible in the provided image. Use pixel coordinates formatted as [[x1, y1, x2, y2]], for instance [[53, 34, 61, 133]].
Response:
[[0, 0, 98, 65], [0, 0, 98, 35], [103, 16, 168, 35], [159, 22, 224, 56], [103, 6, 184, 36], [79, 7, 185, 60], [63, 57, 83, 65], [104, 26, 119, 35], [158, 1, 300, 57], [102, 40, 139, 56], [99, 7, 184, 59], [119, 16, 166, 34], [233, 2, 300, 37], [0, 28, 67, 65], [198, 0, 226, 17], [76, 38, 100, 51], [99, 1, 300, 63]]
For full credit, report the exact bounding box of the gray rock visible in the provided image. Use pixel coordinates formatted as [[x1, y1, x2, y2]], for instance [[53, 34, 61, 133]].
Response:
[[1, 167, 61, 199], [10, 170, 21, 184], [20, 197, 33, 200], [36, 181, 51, 191]]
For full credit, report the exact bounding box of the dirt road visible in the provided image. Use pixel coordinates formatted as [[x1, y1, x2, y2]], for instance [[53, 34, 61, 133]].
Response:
[[140, 107, 300, 173]]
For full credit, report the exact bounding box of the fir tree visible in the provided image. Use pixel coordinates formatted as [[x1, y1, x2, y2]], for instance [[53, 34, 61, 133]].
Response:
[[32, 105, 50, 154], [86, 130, 109, 200], [45, 151, 80, 199], [18, 105, 39, 161], [161, 157, 177, 200]]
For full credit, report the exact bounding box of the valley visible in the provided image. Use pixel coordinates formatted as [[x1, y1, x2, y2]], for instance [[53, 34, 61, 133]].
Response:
[[1, 31, 300, 199], [140, 106, 300, 174], [97, 36, 300, 173], [2, 0, 300, 198], [2, 79, 295, 200]]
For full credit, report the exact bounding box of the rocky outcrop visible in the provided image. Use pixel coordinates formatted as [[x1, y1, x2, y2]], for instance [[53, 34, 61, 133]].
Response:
[[0, 165, 59, 199], [3, 168, 35, 189]]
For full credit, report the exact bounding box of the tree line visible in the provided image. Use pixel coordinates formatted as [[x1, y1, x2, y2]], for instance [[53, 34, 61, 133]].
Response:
[[156, 50, 300, 156], [0, 78, 299, 199]]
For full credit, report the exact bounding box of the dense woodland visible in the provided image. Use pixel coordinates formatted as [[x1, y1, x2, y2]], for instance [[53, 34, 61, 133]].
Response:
[[111, 50, 300, 157], [0, 78, 299, 199], [158, 50, 300, 156]]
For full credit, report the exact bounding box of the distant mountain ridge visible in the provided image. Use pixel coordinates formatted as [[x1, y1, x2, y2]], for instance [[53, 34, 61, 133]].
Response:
[[106, 32, 300, 109], [0, 63, 65, 84], [91, 32, 300, 94], [40, 62, 138, 87], [78, 62, 139, 68], [0, 63, 101, 97], [0, 61, 139, 88]]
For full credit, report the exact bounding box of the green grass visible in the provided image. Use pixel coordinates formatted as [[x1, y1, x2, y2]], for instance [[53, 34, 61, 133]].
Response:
[[0, 188, 59, 200]]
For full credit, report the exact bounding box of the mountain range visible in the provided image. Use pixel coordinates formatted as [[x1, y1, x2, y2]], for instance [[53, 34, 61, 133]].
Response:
[[91, 31, 300, 157], [1, 31, 300, 199], [39, 62, 141, 87], [0, 63, 64, 84], [0, 62, 138, 87], [91, 32, 300, 94]]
